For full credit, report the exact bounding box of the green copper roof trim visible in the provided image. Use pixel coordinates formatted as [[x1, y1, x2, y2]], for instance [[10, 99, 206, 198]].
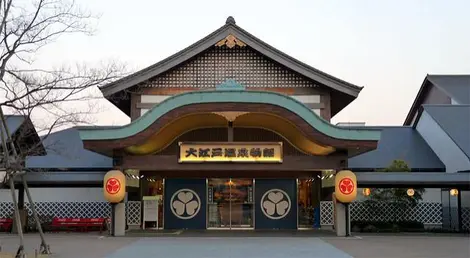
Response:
[[78, 86, 381, 142], [215, 79, 246, 91]]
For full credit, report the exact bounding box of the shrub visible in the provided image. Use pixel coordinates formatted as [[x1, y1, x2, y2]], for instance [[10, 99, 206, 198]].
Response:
[[351, 220, 424, 232]]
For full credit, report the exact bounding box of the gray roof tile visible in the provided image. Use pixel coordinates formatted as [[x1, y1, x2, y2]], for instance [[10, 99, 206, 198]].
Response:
[[25, 127, 112, 169], [427, 75, 470, 104], [0, 115, 25, 144], [348, 126, 444, 170], [423, 104, 470, 160]]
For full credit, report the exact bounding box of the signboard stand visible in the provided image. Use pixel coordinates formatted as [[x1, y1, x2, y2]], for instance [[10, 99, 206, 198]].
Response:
[[142, 196, 160, 230]]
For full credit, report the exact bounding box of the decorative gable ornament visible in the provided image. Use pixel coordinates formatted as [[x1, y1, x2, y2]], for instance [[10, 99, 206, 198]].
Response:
[[215, 79, 246, 91], [215, 34, 246, 48]]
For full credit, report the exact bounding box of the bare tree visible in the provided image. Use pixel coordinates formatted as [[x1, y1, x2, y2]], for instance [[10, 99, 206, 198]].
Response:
[[0, 0, 124, 257]]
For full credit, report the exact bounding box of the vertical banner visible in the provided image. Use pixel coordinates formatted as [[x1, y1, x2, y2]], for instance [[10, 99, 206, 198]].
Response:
[[164, 179, 207, 229], [255, 179, 297, 229]]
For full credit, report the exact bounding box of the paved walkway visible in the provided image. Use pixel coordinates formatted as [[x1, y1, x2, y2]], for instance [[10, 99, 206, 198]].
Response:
[[0, 233, 469, 258], [105, 237, 352, 258], [324, 234, 470, 258]]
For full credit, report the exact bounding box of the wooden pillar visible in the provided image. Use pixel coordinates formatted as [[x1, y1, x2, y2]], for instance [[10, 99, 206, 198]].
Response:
[[17, 185, 24, 210], [228, 121, 233, 142]]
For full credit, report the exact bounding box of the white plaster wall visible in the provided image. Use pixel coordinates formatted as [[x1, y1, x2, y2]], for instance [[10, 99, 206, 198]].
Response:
[[140, 108, 149, 116], [451, 98, 460, 105], [141, 94, 321, 104], [0, 188, 105, 202], [461, 191, 470, 207], [291, 95, 320, 103], [141, 107, 319, 117], [421, 188, 443, 202], [141, 95, 170, 103], [0, 189, 17, 202], [416, 111, 470, 173]]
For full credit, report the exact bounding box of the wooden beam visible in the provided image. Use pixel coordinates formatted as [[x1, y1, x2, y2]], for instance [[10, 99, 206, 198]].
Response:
[[122, 155, 345, 172], [136, 102, 325, 110]]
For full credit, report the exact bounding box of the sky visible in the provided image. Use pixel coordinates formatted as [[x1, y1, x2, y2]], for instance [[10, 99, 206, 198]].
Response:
[[29, 0, 470, 126]]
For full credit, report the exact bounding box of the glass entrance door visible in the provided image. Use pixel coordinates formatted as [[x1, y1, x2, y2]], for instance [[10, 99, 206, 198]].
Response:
[[298, 177, 321, 228], [208, 178, 231, 228], [207, 178, 254, 229]]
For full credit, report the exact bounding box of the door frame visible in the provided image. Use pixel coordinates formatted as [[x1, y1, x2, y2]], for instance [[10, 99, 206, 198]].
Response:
[[206, 178, 255, 230]]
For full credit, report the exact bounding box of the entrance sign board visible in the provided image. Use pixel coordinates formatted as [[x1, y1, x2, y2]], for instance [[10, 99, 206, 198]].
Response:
[[142, 196, 160, 229], [178, 142, 283, 163], [334, 170, 357, 203]]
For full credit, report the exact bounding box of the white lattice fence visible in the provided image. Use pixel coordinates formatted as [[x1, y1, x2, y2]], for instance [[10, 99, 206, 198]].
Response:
[[126, 201, 141, 226], [25, 202, 111, 226], [405, 202, 442, 224], [0, 202, 14, 218], [462, 207, 470, 230], [351, 202, 442, 224], [320, 201, 333, 225], [321, 201, 443, 226], [0, 201, 142, 227]]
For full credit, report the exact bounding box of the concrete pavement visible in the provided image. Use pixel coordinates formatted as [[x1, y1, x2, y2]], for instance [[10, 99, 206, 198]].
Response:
[[0, 232, 469, 258]]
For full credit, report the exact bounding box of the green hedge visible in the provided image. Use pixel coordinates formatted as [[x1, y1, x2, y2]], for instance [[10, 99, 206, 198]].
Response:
[[351, 220, 425, 232]]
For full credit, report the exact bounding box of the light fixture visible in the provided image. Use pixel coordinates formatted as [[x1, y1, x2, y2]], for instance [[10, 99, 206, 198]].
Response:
[[362, 188, 371, 196], [450, 189, 459, 196], [407, 188, 415, 196]]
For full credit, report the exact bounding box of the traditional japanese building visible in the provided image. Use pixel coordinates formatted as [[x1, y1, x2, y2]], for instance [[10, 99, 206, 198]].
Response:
[[77, 16, 384, 230], [2, 17, 469, 232]]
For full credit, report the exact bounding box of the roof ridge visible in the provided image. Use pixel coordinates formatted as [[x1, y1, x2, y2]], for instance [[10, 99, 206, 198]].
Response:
[[100, 17, 363, 97], [427, 74, 470, 77], [230, 23, 363, 90], [422, 104, 470, 107], [100, 24, 231, 91]]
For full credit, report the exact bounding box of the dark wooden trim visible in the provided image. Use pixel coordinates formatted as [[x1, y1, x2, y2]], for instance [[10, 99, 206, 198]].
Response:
[[136, 102, 154, 109], [404, 78, 429, 125], [122, 154, 345, 172], [227, 122, 233, 142], [83, 102, 378, 154], [130, 94, 141, 121], [140, 87, 300, 95], [320, 93, 331, 121], [137, 102, 324, 110], [142, 170, 320, 179]]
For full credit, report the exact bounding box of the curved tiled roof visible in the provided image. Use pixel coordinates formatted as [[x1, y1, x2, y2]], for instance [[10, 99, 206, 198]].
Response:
[[80, 82, 379, 142]]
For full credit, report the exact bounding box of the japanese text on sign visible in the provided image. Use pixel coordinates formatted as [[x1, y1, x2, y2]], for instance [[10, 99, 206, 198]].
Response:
[[179, 142, 282, 163]]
